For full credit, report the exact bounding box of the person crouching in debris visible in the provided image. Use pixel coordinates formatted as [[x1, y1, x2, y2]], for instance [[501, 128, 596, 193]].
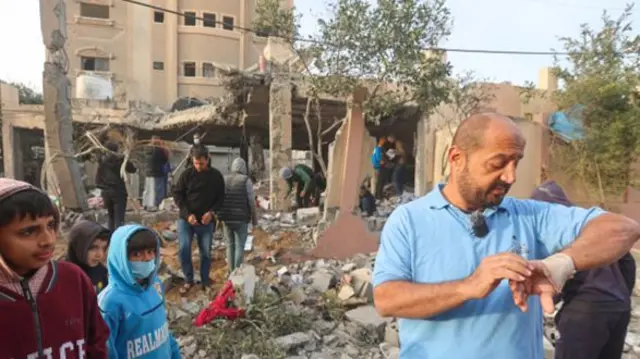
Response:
[[371, 138, 387, 199], [531, 180, 636, 359], [0, 178, 109, 358], [98, 224, 181, 359], [359, 184, 376, 216], [143, 135, 170, 210], [311, 171, 327, 207], [217, 157, 258, 272], [66, 220, 111, 294], [173, 145, 225, 294], [280, 163, 316, 208], [96, 141, 137, 230]]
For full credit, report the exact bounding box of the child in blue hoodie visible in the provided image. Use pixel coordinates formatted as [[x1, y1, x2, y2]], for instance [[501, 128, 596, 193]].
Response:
[[98, 224, 181, 359]]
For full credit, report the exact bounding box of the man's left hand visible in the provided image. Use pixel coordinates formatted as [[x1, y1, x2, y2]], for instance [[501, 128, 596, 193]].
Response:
[[509, 261, 557, 314], [202, 211, 214, 225]]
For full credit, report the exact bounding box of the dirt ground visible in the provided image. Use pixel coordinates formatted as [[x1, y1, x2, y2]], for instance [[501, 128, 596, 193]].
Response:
[[54, 218, 312, 305], [161, 225, 305, 303]]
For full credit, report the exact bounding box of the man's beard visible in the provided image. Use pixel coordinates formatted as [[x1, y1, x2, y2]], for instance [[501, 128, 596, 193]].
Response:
[[457, 165, 511, 210]]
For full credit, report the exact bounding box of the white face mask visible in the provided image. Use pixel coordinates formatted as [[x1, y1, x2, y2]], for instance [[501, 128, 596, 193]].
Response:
[[194, 138, 200, 145]]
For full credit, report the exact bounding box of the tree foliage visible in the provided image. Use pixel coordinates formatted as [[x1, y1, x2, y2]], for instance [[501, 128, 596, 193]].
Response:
[[551, 5, 640, 196], [0, 80, 44, 105], [437, 71, 495, 135], [253, 0, 300, 40], [254, 0, 453, 122]]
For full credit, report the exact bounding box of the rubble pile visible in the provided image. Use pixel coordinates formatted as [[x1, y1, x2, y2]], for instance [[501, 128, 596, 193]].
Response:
[[166, 252, 403, 359], [146, 192, 416, 359]]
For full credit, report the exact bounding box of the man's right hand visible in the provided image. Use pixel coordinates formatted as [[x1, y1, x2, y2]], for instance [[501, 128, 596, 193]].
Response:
[[463, 253, 534, 300], [187, 214, 198, 225]]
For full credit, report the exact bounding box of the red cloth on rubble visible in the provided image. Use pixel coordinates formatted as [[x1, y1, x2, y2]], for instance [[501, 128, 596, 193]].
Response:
[[193, 280, 245, 327]]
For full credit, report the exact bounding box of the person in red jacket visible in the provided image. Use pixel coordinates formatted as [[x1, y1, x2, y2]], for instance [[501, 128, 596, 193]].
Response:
[[0, 178, 109, 358]]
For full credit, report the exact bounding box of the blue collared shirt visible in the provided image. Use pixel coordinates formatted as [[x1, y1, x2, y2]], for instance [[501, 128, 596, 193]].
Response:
[[373, 185, 605, 359]]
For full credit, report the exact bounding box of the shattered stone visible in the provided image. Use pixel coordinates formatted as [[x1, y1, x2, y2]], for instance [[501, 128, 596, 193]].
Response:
[[384, 321, 399, 347], [310, 271, 336, 293], [182, 342, 197, 357], [350, 268, 374, 302], [323, 334, 339, 347], [379, 343, 400, 359], [309, 351, 335, 359], [345, 305, 390, 340], [289, 286, 307, 305], [313, 320, 336, 335], [275, 332, 313, 351], [229, 264, 257, 303], [338, 284, 356, 301], [341, 263, 357, 272], [296, 207, 321, 223], [180, 301, 200, 315]]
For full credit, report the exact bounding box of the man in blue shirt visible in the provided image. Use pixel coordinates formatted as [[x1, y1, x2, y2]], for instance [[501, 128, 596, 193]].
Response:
[[373, 113, 640, 359]]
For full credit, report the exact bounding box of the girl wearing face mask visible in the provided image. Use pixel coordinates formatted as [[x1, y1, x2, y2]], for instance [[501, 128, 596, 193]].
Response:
[[66, 220, 111, 294], [98, 225, 181, 359]]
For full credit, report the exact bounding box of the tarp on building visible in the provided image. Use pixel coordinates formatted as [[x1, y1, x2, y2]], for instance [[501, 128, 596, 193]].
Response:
[[548, 105, 586, 142]]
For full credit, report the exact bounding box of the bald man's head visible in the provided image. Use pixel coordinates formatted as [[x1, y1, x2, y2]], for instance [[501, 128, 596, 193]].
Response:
[[444, 113, 525, 211], [452, 113, 521, 154]]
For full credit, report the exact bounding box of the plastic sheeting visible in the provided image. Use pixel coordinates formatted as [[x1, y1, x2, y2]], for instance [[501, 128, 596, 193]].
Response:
[[548, 105, 586, 142]]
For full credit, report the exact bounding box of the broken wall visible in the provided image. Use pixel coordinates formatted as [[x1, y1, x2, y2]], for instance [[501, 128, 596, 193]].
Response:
[[325, 118, 376, 210], [268, 71, 292, 211]]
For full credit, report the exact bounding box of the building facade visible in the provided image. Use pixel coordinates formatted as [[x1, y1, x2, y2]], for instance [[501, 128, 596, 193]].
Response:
[[63, 0, 292, 108]]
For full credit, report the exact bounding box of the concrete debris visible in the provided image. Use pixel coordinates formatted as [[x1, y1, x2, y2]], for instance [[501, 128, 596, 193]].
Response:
[[275, 332, 313, 351], [229, 264, 258, 303], [296, 207, 321, 223]]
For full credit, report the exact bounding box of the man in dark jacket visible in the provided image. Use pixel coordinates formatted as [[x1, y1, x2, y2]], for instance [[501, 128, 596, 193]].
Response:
[[143, 136, 170, 210], [279, 164, 316, 208], [173, 145, 225, 292], [96, 142, 137, 230], [531, 180, 636, 359]]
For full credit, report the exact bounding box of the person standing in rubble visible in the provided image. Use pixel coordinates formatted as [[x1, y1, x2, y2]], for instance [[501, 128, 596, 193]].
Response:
[[143, 136, 170, 210], [371, 138, 387, 199], [279, 163, 316, 208], [384, 134, 398, 182], [96, 141, 137, 231], [312, 172, 327, 207], [173, 145, 225, 293], [392, 140, 407, 195], [531, 181, 636, 359], [217, 157, 258, 272]]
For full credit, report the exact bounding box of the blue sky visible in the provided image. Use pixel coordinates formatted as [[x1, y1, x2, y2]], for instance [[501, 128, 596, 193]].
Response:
[[0, 0, 635, 93]]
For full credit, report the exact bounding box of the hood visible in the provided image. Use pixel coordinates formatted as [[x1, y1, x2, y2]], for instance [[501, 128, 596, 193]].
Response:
[[280, 167, 292, 180], [107, 224, 160, 292], [66, 220, 110, 268], [231, 157, 247, 174], [530, 180, 573, 206]]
